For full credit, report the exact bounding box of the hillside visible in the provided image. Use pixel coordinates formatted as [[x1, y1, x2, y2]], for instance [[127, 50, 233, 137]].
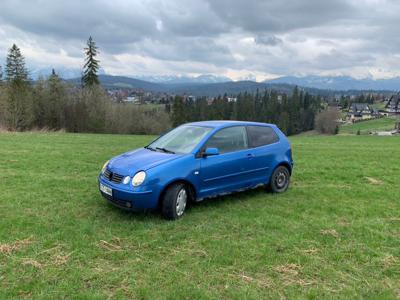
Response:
[[1, 132, 399, 298], [266, 75, 400, 91], [340, 117, 398, 135], [67, 75, 336, 97], [68, 75, 166, 91]]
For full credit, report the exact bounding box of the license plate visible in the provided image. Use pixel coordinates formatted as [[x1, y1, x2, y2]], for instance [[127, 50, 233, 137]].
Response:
[[100, 183, 112, 196]]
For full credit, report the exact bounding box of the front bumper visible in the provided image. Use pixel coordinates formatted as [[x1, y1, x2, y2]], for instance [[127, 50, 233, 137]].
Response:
[[98, 175, 157, 210]]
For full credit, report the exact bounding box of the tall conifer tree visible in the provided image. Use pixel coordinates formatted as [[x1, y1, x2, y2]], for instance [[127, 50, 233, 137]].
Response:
[[5, 44, 31, 130], [6, 44, 28, 83], [82, 36, 100, 87]]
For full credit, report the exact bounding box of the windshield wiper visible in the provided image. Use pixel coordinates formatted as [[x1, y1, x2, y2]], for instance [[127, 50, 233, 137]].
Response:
[[145, 146, 156, 151], [156, 147, 175, 154]]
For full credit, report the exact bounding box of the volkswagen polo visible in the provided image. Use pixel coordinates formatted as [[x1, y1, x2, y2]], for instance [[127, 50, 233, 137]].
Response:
[[98, 121, 293, 220]]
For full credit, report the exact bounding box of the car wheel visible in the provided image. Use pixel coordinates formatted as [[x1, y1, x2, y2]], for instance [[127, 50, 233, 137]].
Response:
[[162, 183, 188, 220], [269, 166, 290, 193]]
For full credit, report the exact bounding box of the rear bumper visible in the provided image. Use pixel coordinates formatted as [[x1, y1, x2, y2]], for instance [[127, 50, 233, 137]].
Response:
[[98, 175, 158, 210]]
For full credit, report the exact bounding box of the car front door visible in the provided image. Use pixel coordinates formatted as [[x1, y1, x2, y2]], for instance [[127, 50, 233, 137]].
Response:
[[198, 126, 252, 198]]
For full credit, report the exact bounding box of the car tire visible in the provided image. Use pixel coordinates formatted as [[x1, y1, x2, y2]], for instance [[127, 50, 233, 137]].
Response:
[[268, 166, 290, 193], [161, 183, 188, 220]]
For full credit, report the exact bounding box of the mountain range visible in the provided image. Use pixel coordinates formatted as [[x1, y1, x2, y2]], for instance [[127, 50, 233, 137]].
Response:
[[31, 66, 400, 96], [264, 75, 400, 91], [132, 74, 232, 84], [87, 75, 333, 97]]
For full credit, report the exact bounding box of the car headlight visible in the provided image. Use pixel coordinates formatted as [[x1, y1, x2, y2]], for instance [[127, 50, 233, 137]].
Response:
[[101, 160, 110, 174], [132, 171, 146, 187]]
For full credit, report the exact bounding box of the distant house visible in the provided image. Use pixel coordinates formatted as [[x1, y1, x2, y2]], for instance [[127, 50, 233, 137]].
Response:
[[187, 95, 196, 102], [385, 94, 400, 114], [124, 95, 140, 103], [347, 103, 379, 122]]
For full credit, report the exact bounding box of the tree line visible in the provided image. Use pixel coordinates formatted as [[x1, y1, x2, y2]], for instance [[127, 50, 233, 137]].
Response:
[[171, 87, 322, 136], [0, 38, 170, 134], [0, 36, 326, 136], [339, 93, 375, 109]]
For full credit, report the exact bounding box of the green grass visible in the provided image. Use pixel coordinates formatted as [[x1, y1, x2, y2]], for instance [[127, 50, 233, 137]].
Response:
[[371, 102, 386, 110], [340, 116, 398, 135], [1, 132, 400, 298]]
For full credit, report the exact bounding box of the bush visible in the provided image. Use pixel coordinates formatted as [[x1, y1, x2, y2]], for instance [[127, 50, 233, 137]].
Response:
[[315, 109, 341, 134], [104, 103, 170, 135]]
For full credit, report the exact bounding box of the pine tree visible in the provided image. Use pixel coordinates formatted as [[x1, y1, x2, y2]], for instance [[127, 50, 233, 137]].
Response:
[[47, 69, 66, 129], [6, 44, 28, 83], [82, 36, 100, 87], [0, 65, 3, 82], [5, 44, 32, 130], [171, 96, 185, 126]]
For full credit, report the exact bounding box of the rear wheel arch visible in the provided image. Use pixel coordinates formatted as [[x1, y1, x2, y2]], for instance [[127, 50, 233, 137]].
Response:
[[275, 161, 292, 175]]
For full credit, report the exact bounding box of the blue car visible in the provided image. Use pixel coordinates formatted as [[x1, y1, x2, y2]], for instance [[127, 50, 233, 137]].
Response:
[[99, 121, 293, 220]]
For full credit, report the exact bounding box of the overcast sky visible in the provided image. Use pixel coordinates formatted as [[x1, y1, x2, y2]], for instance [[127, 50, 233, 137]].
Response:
[[1, 0, 400, 81]]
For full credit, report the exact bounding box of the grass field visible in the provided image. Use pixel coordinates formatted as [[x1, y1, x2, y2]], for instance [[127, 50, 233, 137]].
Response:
[[1, 132, 400, 298], [340, 116, 398, 135]]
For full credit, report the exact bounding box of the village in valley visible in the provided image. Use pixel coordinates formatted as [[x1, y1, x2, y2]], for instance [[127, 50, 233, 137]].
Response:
[[329, 92, 400, 135]]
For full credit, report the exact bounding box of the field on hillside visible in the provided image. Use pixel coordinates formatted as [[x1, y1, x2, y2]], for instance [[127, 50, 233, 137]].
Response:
[[340, 116, 398, 135], [0, 133, 399, 298]]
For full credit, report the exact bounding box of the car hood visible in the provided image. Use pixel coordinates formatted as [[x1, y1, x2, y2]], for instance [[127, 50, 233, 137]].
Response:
[[108, 148, 184, 175]]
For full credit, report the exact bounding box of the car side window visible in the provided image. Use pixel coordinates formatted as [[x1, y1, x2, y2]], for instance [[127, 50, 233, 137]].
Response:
[[246, 126, 279, 148], [206, 126, 248, 154]]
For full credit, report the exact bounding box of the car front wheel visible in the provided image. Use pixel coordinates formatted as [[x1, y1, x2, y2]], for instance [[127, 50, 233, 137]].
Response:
[[269, 166, 290, 193], [162, 183, 188, 220]]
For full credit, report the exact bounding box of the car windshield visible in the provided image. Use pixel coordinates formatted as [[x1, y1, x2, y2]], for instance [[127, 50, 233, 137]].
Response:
[[147, 125, 212, 154]]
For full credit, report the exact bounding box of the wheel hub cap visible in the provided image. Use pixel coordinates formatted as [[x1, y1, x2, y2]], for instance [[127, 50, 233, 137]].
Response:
[[276, 172, 286, 188], [176, 188, 187, 216]]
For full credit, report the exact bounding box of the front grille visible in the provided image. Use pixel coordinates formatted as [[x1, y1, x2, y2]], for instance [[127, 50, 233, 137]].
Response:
[[103, 168, 124, 184]]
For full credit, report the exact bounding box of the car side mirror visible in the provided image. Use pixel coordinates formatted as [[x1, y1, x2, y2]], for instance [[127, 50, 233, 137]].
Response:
[[203, 147, 219, 157]]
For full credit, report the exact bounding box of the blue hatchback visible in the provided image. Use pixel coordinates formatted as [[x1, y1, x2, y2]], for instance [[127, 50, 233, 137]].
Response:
[[98, 121, 293, 219]]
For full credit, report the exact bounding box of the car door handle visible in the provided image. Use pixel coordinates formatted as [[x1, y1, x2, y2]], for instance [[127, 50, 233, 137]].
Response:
[[247, 153, 255, 158]]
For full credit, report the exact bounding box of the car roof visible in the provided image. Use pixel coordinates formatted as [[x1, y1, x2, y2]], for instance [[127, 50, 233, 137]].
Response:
[[185, 120, 276, 129]]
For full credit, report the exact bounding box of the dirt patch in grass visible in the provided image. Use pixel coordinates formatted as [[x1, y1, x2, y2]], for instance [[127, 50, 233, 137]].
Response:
[[301, 248, 319, 254], [53, 253, 73, 266], [320, 229, 340, 238], [0, 237, 33, 255], [275, 263, 301, 276], [97, 239, 123, 251], [381, 255, 398, 268], [230, 272, 273, 289], [337, 218, 351, 227], [274, 264, 313, 287], [365, 177, 384, 185], [24, 244, 74, 268], [22, 258, 43, 269]]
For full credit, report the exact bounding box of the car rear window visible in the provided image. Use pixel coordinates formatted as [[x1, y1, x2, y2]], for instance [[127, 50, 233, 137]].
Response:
[[246, 126, 279, 148], [206, 126, 248, 154]]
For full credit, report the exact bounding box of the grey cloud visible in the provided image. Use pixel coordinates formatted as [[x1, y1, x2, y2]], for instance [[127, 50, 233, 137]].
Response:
[[255, 35, 282, 46], [0, 0, 158, 45], [136, 37, 234, 65], [312, 49, 375, 70], [205, 0, 356, 33], [1, 0, 400, 78]]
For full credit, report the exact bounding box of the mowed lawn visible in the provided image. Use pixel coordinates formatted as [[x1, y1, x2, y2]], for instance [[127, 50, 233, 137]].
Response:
[[340, 117, 398, 135], [0, 133, 399, 299]]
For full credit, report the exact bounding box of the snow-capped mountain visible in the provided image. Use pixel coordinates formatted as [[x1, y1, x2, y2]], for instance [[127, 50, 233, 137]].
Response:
[[132, 74, 232, 84], [265, 75, 400, 91]]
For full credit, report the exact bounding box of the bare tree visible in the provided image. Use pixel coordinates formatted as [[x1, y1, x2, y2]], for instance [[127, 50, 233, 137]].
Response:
[[315, 108, 341, 134]]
